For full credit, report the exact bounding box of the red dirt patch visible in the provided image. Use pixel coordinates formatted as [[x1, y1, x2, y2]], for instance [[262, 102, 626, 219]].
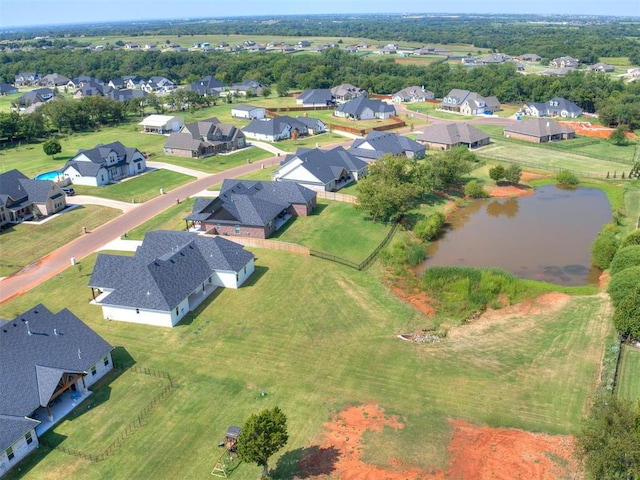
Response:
[[559, 121, 637, 140], [391, 285, 436, 316], [300, 404, 581, 480]]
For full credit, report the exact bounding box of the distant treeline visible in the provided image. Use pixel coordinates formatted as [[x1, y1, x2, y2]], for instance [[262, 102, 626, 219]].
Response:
[[3, 15, 640, 64]]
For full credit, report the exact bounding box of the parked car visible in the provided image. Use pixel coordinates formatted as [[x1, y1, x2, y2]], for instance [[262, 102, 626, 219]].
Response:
[[62, 187, 75, 196]]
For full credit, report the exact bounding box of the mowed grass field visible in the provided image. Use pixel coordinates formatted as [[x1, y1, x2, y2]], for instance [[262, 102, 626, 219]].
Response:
[[0, 247, 614, 479], [0, 205, 120, 277], [616, 345, 640, 402]]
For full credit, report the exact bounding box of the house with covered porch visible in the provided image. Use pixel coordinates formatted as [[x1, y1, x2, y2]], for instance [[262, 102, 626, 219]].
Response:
[[89, 231, 255, 328], [0, 304, 113, 478], [186, 179, 316, 238], [163, 117, 246, 158], [0, 169, 67, 223]]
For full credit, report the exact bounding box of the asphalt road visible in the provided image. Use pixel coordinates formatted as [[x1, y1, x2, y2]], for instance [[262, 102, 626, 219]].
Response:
[[0, 160, 267, 305]]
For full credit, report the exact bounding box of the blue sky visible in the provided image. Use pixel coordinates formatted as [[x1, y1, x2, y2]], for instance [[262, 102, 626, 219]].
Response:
[[1, 0, 639, 28]]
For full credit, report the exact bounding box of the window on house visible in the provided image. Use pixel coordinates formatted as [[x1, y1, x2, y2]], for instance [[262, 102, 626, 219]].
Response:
[[25, 431, 33, 445], [91, 365, 97, 376], [103, 356, 109, 367], [234, 225, 240, 234], [6, 446, 14, 461], [136, 308, 140, 314], [176, 307, 179, 316]]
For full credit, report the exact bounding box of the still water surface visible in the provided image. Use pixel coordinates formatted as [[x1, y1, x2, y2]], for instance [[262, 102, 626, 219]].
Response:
[[423, 185, 612, 285]]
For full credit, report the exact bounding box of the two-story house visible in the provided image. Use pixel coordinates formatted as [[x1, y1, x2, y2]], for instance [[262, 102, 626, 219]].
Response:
[[163, 117, 246, 158]]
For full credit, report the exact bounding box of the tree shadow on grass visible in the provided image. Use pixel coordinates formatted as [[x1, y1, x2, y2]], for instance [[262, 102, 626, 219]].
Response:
[[271, 445, 340, 479]]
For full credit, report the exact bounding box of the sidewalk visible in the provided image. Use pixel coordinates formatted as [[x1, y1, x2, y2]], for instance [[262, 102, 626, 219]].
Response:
[[146, 161, 208, 179], [68, 195, 139, 212]]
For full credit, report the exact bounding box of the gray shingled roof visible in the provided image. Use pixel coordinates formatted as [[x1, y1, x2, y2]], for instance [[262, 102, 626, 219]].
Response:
[[187, 76, 225, 95], [504, 118, 575, 137], [164, 132, 205, 151], [89, 231, 254, 312], [335, 96, 396, 116], [350, 131, 425, 160], [186, 180, 316, 227], [62, 161, 105, 177], [416, 123, 490, 145], [0, 169, 58, 206], [278, 146, 367, 184], [297, 89, 334, 105], [0, 415, 40, 452], [0, 305, 113, 423], [69, 141, 142, 167], [243, 116, 307, 137]]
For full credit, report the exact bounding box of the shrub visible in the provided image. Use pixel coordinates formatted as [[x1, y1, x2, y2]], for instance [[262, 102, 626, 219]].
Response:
[[504, 164, 522, 185], [608, 266, 640, 308], [488, 165, 505, 183], [379, 238, 425, 268], [613, 285, 640, 338], [620, 229, 640, 248], [609, 245, 640, 275], [591, 233, 619, 269], [464, 179, 489, 198], [414, 212, 446, 242], [555, 169, 579, 185]]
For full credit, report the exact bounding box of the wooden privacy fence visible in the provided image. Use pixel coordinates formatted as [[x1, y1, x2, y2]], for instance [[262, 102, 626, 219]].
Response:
[[213, 236, 311, 255], [316, 191, 357, 203]]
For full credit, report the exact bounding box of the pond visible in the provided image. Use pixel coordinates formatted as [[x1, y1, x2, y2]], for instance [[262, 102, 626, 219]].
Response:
[[422, 185, 612, 285]]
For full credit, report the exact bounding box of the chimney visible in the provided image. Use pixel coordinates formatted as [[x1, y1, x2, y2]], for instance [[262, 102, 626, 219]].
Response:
[[25, 320, 32, 336]]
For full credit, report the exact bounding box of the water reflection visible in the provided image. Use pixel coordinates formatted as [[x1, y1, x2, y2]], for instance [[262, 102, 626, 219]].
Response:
[[422, 185, 612, 285]]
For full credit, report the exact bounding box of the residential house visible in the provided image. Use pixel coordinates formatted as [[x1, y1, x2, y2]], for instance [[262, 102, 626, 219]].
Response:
[[108, 76, 145, 90], [273, 146, 368, 191], [0, 304, 113, 478], [295, 116, 326, 135], [61, 141, 146, 186], [523, 97, 583, 118], [417, 123, 490, 150], [72, 80, 112, 99], [230, 104, 266, 120], [296, 89, 335, 107], [163, 117, 246, 158], [123, 43, 140, 50], [39, 73, 71, 88], [0, 83, 18, 96], [138, 114, 184, 134], [334, 96, 396, 120], [13, 73, 41, 87], [349, 131, 425, 161], [242, 116, 308, 142], [16, 88, 54, 108], [297, 40, 311, 48], [142, 76, 177, 93], [0, 169, 67, 223], [543, 66, 576, 77], [106, 88, 147, 103], [376, 45, 397, 55], [331, 84, 367, 102], [551, 56, 579, 68], [186, 75, 225, 97], [228, 80, 265, 96], [186, 179, 316, 238], [440, 89, 500, 115], [503, 118, 575, 143], [89, 231, 255, 328], [461, 57, 477, 66], [478, 53, 511, 64], [587, 62, 615, 73], [391, 86, 435, 103], [519, 53, 541, 62], [67, 76, 103, 89]]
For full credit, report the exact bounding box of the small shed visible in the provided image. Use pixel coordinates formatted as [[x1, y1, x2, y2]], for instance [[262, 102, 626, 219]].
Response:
[[138, 115, 184, 134]]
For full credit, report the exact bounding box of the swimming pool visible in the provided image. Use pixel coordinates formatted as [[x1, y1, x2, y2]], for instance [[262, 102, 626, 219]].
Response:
[[35, 170, 62, 181]]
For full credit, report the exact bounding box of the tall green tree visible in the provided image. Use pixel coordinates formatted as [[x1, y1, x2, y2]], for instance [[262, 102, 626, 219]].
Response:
[[488, 165, 505, 184], [42, 138, 62, 159], [504, 164, 522, 185], [236, 406, 288, 479], [576, 395, 640, 480], [613, 285, 640, 339]]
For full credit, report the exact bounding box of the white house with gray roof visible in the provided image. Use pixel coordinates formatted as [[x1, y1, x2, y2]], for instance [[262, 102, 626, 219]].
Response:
[[441, 89, 500, 115], [273, 146, 368, 191], [61, 141, 146, 186], [350, 131, 425, 161], [296, 89, 335, 107], [231, 104, 266, 120], [0, 305, 113, 478], [89, 231, 255, 328], [334, 96, 396, 120], [523, 97, 582, 118], [391, 86, 435, 103], [242, 116, 307, 142]]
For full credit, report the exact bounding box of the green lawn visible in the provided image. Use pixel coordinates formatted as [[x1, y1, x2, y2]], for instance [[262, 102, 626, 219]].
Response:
[[156, 146, 273, 174], [404, 103, 476, 121], [0, 247, 613, 480], [616, 345, 640, 402], [275, 132, 346, 152], [125, 198, 196, 240], [273, 199, 391, 262], [0, 205, 120, 277], [71, 169, 194, 202]]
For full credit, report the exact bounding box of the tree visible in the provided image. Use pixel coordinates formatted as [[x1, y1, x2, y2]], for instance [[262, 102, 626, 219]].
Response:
[[555, 169, 579, 185], [464, 179, 488, 198], [356, 155, 420, 221], [488, 165, 505, 183], [576, 395, 640, 480], [609, 125, 629, 145], [43, 139, 62, 159], [608, 266, 640, 308], [236, 406, 288, 478], [416, 147, 475, 192], [613, 285, 640, 339], [504, 163, 522, 185], [591, 233, 619, 269]]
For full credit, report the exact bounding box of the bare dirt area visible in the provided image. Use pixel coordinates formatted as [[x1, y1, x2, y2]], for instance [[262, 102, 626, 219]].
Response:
[[559, 121, 637, 139], [299, 404, 581, 480], [487, 172, 548, 198]]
